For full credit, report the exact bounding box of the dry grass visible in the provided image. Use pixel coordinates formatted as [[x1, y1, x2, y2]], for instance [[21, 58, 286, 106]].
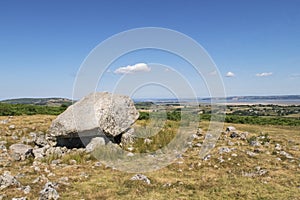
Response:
[[0, 115, 300, 199]]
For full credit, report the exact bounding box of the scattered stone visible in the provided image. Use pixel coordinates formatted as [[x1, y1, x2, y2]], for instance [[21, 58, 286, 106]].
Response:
[[51, 159, 61, 165], [35, 134, 49, 147], [127, 146, 134, 152], [194, 143, 202, 147], [203, 154, 211, 161], [32, 148, 46, 160], [9, 144, 33, 161], [240, 132, 249, 140], [85, 137, 106, 153], [32, 177, 41, 184], [246, 151, 257, 157], [144, 138, 153, 145], [22, 185, 31, 194], [8, 125, 16, 130], [243, 166, 268, 177], [275, 143, 282, 151], [58, 177, 69, 186], [127, 152, 134, 157], [249, 140, 260, 147], [230, 132, 240, 138], [226, 126, 236, 132], [192, 134, 200, 140], [196, 128, 203, 136], [0, 119, 9, 124], [280, 151, 293, 159], [0, 194, 7, 200], [45, 147, 66, 158], [163, 182, 172, 187], [39, 182, 59, 200], [80, 172, 89, 179], [130, 174, 151, 184], [12, 197, 27, 200], [69, 159, 77, 165], [219, 147, 232, 154], [231, 153, 238, 157], [218, 156, 225, 163], [0, 171, 21, 190]]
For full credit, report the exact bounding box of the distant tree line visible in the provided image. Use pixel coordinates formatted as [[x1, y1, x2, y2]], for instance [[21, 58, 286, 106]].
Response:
[[0, 103, 68, 116], [200, 114, 300, 126]]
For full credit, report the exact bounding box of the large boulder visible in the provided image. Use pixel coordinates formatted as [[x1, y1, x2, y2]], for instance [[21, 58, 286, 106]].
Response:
[[48, 92, 139, 146]]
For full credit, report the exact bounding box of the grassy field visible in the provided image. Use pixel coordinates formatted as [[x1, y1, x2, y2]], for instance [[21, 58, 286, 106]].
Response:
[[0, 115, 300, 199]]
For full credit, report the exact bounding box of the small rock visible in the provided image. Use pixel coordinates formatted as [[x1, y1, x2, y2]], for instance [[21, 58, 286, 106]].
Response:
[[246, 151, 257, 157], [196, 128, 203, 136], [218, 156, 225, 163], [9, 144, 33, 161], [35, 134, 49, 147], [275, 143, 282, 151], [203, 154, 211, 161], [69, 159, 77, 165], [0, 171, 21, 190], [249, 140, 260, 147], [58, 177, 69, 186], [127, 152, 134, 157], [12, 197, 27, 200], [0, 119, 9, 124], [219, 147, 231, 154], [85, 137, 105, 153], [280, 151, 293, 159], [226, 126, 236, 132], [231, 153, 238, 157], [130, 174, 151, 184], [39, 182, 59, 200], [240, 132, 249, 140], [9, 125, 16, 130], [192, 134, 200, 140], [51, 159, 61, 165], [144, 138, 153, 145], [23, 185, 31, 194], [194, 143, 202, 147], [33, 148, 46, 160], [230, 132, 240, 138], [32, 177, 40, 184]]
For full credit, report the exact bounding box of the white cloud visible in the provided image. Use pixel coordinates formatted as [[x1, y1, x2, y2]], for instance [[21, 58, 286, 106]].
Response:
[[225, 72, 235, 77], [256, 72, 273, 77], [114, 63, 151, 74]]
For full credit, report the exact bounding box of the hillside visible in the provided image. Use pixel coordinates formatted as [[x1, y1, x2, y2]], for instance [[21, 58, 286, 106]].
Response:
[[0, 98, 73, 107]]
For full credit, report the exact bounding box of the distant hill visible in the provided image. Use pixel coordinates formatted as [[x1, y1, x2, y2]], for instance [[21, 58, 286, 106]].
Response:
[[0, 98, 73, 107]]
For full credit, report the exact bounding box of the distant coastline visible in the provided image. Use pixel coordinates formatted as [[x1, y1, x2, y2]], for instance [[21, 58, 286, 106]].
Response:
[[1, 95, 300, 106]]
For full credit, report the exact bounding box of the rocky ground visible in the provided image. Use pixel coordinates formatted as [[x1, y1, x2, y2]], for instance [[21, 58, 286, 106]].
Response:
[[0, 115, 300, 199]]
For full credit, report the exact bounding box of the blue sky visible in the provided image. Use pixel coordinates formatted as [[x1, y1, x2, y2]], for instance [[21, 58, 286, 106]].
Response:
[[0, 0, 300, 99]]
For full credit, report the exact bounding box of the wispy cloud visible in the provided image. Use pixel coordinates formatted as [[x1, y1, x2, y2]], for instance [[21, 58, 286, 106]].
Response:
[[209, 70, 217, 76], [256, 72, 273, 77], [225, 71, 235, 77], [290, 73, 300, 78], [114, 63, 151, 74]]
